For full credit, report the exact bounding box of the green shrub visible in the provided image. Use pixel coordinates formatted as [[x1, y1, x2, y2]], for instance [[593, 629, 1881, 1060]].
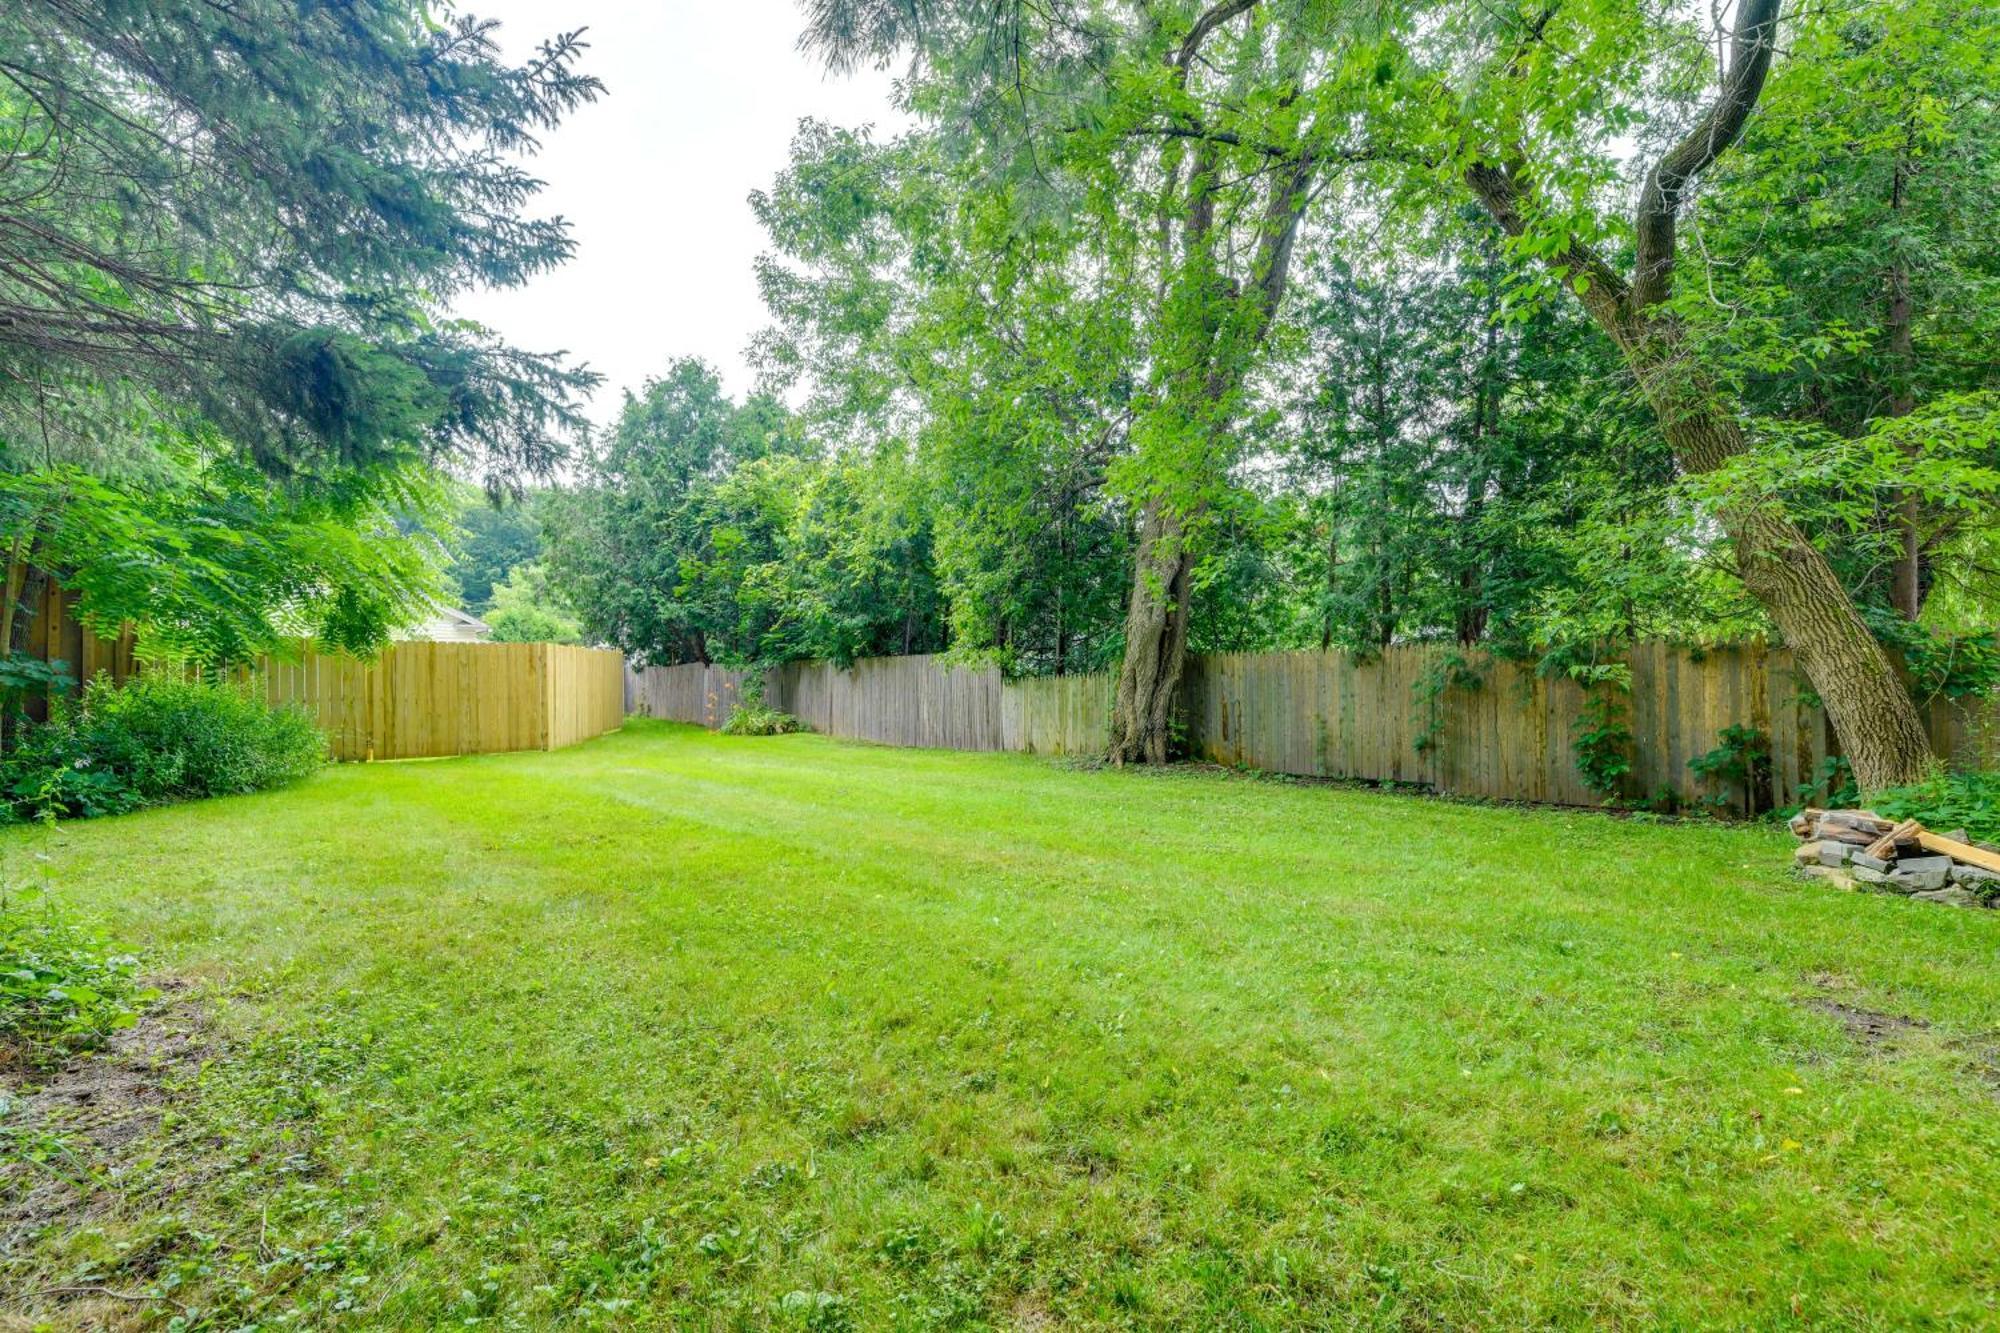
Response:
[[0, 887, 156, 1059], [720, 702, 806, 736], [1572, 691, 1633, 801], [3, 673, 326, 821], [1791, 755, 1859, 814], [719, 671, 806, 737], [1870, 769, 2000, 843], [1689, 724, 1774, 817]]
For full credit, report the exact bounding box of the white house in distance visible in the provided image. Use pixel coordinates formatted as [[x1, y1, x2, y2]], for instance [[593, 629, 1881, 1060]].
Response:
[[399, 605, 492, 643]]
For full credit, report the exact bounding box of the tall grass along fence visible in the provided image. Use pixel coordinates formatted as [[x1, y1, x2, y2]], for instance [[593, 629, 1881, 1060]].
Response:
[[633, 643, 2000, 810], [11, 586, 625, 760]]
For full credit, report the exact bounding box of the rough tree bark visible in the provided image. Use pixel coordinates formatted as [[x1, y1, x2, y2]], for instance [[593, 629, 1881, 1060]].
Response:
[[1110, 501, 1195, 764], [1106, 14, 1316, 760], [0, 533, 30, 655], [6, 565, 47, 658], [1105, 165, 1309, 762], [1465, 0, 1933, 789], [0, 540, 50, 749], [1636, 360, 1933, 788]]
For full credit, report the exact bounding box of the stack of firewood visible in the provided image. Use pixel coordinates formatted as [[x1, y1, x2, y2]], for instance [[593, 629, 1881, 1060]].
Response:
[[1790, 809, 2000, 907]]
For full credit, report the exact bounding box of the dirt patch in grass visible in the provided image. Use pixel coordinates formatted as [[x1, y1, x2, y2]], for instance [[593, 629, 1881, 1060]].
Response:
[[1801, 971, 1928, 1051], [1802, 975, 2000, 1100], [1007, 1291, 1056, 1330], [1805, 996, 1929, 1049], [0, 979, 212, 1324]]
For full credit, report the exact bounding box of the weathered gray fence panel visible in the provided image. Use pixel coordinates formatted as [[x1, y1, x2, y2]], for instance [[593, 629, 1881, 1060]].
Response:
[[626, 662, 755, 729], [1002, 672, 1116, 756], [1181, 643, 1838, 809], [632, 642, 1997, 810], [774, 656, 1008, 750], [632, 656, 1115, 755]]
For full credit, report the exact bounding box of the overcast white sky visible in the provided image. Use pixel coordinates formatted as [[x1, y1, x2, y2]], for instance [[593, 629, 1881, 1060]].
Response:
[[450, 0, 908, 424]]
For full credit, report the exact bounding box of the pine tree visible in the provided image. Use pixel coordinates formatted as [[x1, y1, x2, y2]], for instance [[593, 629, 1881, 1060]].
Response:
[[0, 0, 602, 486]]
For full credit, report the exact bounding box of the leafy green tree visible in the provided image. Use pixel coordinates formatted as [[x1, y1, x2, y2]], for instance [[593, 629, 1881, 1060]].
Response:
[[797, 5, 1398, 759], [1688, 0, 2000, 623], [547, 360, 808, 666], [1391, 0, 1977, 787], [1269, 219, 1739, 661], [799, 0, 1999, 787], [485, 562, 582, 644], [445, 495, 546, 613], [0, 0, 601, 678], [0, 449, 450, 666], [755, 123, 1138, 675], [687, 449, 947, 667]]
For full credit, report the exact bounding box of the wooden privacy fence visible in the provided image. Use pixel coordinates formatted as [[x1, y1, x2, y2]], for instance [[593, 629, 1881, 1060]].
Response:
[[1188, 643, 2000, 806], [8, 585, 626, 761], [626, 654, 1113, 756], [626, 660, 757, 730], [263, 641, 626, 761], [634, 642, 2000, 809]]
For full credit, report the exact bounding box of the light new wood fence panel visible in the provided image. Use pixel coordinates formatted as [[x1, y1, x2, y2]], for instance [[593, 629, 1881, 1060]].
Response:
[[255, 641, 623, 761], [545, 645, 627, 750], [3, 585, 624, 760]]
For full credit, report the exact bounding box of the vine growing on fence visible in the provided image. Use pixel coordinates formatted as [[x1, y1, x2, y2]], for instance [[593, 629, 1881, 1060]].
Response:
[[1572, 692, 1634, 802], [1564, 660, 1635, 803], [1410, 652, 1484, 756]]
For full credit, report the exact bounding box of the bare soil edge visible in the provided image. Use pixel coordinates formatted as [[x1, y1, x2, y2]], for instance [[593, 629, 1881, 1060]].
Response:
[[0, 979, 214, 1329]]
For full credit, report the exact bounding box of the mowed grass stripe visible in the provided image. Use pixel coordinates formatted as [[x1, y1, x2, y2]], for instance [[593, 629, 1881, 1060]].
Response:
[[4, 719, 1995, 1327]]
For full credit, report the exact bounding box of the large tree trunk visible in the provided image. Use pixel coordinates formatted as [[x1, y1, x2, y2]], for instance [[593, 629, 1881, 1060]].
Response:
[[1730, 504, 1931, 788], [1108, 500, 1193, 764], [1495, 240, 1939, 787], [1643, 371, 1933, 789], [1104, 89, 1317, 762], [0, 542, 28, 655], [1, 556, 51, 748], [8, 564, 48, 658], [1463, 0, 1932, 790]]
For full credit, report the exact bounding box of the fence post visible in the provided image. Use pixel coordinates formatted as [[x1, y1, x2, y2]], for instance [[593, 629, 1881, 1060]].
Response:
[[539, 643, 556, 751]]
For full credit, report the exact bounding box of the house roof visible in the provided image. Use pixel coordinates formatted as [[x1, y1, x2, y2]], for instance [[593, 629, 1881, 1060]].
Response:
[[394, 605, 493, 641], [431, 606, 491, 632]]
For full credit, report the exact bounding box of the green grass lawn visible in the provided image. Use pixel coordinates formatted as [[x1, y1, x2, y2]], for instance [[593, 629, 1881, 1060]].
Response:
[[4, 719, 1998, 1329]]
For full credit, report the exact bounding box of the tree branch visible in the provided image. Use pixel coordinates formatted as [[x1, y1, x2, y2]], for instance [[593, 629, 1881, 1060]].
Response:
[[1629, 0, 1783, 310], [1463, 161, 1633, 338], [1248, 152, 1315, 331], [1118, 123, 1294, 159], [1174, 0, 1259, 74]]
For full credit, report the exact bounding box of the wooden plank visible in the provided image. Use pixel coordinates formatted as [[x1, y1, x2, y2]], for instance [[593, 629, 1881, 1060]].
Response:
[[1866, 819, 1923, 860], [1916, 831, 2000, 874]]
